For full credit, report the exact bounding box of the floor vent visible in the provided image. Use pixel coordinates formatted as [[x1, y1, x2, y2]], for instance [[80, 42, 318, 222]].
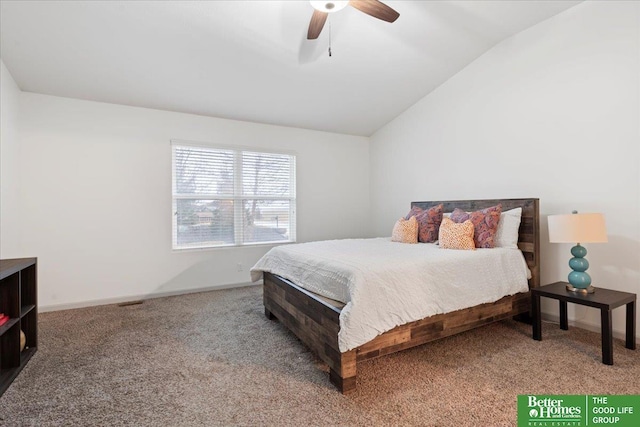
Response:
[[118, 300, 144, 307]]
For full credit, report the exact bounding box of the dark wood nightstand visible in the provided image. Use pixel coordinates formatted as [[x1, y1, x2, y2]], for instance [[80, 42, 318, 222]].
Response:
[[532, 281, 636, 365]]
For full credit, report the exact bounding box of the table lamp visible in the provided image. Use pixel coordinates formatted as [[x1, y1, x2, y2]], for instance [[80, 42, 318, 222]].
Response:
[[547, 211, 607, 294]]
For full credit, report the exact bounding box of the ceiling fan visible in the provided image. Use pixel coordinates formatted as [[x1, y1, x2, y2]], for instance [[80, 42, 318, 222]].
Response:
[[307, 0, 400, 40]]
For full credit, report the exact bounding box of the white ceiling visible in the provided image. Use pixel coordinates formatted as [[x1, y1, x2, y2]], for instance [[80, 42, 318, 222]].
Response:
[[0, 1, 581, 136]]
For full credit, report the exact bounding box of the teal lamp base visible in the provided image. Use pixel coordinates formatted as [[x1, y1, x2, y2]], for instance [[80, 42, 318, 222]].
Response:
[[565, 283, 595, 294], [566, 243, 595, 294]]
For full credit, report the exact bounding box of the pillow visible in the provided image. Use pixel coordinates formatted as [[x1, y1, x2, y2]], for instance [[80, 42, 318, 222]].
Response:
[[495, 207, 522, 249], [450, 204, 502, 248], [391, 216, 418, 243], [404, 204, 443, 243], [438, 217, 475, 250]]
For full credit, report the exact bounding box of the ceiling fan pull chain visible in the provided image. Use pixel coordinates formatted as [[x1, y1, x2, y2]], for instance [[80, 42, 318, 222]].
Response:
[[328, 22, 332, 57]]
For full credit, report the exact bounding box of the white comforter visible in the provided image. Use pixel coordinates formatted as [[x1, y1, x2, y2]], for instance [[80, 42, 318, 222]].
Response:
[[251, 238, 529, 352]]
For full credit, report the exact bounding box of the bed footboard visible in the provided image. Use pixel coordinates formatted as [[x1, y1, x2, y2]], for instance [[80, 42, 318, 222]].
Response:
[[264, 272, 531, 394], [263, 272, 357, 393]]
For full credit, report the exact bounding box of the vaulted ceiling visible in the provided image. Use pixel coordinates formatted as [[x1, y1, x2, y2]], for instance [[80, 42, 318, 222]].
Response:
[[0, 1, 581, 136]]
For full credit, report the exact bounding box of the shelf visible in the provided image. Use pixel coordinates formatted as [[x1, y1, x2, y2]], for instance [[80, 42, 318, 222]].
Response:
[[0, 258, 36, 281], [0, 347, 36, 396], [20, 305, 36, 318], [0, 318, 20, 336], [20, 347, 36, 365]]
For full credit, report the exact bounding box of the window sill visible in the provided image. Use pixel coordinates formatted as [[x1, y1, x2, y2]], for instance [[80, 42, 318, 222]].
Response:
[[171, 240, 296, 253]]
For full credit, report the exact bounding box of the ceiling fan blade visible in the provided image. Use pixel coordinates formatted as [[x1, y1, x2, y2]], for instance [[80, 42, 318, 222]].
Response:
[[307, 10, 328, 39], [349, 0, 399, 23]]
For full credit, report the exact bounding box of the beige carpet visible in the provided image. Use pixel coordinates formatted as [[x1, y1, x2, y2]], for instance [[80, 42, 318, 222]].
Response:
[[1, 285, 638, 426]]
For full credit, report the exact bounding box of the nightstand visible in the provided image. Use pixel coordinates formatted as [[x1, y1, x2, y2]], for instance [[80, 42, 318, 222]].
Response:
[[532, 281, 636, 365]]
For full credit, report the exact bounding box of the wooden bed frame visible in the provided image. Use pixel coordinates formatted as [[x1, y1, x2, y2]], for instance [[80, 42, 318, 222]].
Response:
[[263, 198, 540, 394]]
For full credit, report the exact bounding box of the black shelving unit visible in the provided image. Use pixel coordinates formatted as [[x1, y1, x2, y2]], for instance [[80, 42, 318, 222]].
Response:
[[0, 258, 37, 396]]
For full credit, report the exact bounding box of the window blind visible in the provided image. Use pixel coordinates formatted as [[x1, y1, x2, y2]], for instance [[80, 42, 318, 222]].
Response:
[[172, 143, 296, 249]]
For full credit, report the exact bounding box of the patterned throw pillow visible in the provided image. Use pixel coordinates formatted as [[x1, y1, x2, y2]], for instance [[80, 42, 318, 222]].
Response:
[[450, 204, 502, 248], [404, 204, 443, 243], [391, 216, 418, 243], [438, 217, 475, 250]]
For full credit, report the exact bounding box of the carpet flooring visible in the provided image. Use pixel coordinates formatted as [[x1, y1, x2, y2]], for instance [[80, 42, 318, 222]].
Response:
[[1, 285, 638, 426]]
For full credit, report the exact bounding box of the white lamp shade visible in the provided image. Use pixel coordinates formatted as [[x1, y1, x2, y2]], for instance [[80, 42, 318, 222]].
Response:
[[548, 213, 607, 243]]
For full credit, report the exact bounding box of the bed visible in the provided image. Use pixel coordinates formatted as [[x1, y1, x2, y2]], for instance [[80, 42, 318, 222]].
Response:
[[255, 198, 539, 393]]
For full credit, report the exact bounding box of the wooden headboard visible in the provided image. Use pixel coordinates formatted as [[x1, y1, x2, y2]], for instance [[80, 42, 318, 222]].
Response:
[[411, 198, 540, 289]]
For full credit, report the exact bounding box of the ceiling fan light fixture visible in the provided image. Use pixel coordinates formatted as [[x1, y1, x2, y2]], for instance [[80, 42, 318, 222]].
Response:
[[310, 1, 349, 13]]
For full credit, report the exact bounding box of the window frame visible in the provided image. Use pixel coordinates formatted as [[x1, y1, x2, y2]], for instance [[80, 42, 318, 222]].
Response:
[[171, 140, 297, 251]]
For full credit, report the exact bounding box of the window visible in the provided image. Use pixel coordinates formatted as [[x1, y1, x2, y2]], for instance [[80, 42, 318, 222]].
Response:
[[171, 142, 296, 249]]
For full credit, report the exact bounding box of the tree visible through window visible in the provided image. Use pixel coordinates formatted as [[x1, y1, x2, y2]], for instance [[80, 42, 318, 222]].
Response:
[[172, 143, 296, 249]]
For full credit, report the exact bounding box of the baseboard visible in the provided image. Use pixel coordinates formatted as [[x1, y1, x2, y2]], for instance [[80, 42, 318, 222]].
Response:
[[542, 312, 640, 342], [39, 281, 262, 313]]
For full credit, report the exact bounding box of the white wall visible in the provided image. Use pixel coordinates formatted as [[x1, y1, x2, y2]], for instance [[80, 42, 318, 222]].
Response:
[[15, 93, 370, 309], [0, 59, 23, 257], [371, 1, 640, 337]]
